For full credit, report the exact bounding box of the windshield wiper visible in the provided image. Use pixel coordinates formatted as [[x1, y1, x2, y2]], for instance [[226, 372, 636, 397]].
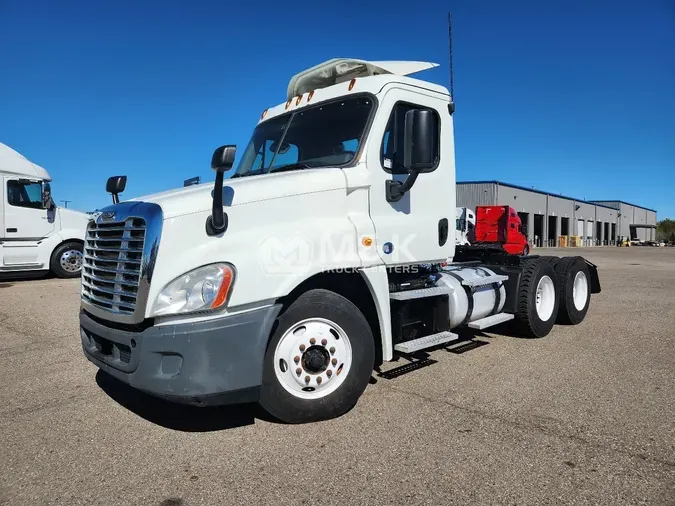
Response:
[[269, 162, 314, 174]]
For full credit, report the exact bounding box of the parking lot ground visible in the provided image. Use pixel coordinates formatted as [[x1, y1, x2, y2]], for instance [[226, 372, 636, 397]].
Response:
[[1, 247, 674, 505]]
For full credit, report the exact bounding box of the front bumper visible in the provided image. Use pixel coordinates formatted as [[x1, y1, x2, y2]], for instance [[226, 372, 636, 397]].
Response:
[[80, 304, 282, 406]]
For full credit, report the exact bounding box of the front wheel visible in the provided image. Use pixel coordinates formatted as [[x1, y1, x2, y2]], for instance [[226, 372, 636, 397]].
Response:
[[50, 241, 84, 278], [258, 288, 375, 424]]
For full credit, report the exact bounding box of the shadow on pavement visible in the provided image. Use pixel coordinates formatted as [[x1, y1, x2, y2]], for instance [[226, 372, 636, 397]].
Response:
[[95, 370, 274, 432]]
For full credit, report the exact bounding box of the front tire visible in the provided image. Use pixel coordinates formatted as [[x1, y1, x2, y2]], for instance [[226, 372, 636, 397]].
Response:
[[258, 288, 375, 424], [50, 241, 84, 278], [554, 256, 591, 325], [514, 258, 559, 338]]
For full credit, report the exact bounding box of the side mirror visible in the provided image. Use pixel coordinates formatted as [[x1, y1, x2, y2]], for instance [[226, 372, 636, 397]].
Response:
[[207, 145, 236, 236], [386, 108, 436, 202], [42, 182, 55, 210], [403, 109, 436, 171], [106, 176, 127, 204], [211, 145, 237, 173]]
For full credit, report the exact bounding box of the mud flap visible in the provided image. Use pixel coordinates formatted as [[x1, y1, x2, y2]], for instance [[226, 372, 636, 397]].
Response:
[[584, 259, 601, 294]]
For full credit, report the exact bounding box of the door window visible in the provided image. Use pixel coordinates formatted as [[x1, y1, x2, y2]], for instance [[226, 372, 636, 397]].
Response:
[[7, 181, 44, 209], [381, 102, 440, 174]]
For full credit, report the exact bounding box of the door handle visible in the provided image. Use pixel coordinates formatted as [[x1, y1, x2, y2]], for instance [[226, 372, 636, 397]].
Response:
[[6, 228, 17, 233], [438, 218, 448, 246]]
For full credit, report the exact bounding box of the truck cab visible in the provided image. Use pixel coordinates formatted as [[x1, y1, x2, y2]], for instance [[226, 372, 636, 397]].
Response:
[[0, 143, 89, 278], [79, 58, 600, 424]]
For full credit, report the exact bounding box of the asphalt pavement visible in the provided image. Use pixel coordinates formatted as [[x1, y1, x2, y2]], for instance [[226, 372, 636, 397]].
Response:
[[1, 247, 674, 505]]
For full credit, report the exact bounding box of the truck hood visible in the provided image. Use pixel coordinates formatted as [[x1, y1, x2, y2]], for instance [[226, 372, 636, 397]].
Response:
[[58, 207, 90, 227], [131, 168, 347, 219]]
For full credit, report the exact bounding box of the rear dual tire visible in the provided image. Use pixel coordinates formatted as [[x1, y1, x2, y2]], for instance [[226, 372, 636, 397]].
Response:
[[514, 258, 560, 338], [553, 256, 591, 325]]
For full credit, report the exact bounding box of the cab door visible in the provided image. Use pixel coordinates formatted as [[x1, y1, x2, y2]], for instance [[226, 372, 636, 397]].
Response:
[[365, 86, 455, 265], [3, 178, 55, 239]]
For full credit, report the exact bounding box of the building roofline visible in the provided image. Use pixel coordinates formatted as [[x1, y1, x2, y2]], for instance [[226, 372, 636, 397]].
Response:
[[588, 200, 657, 213], [457, 180, 656, 213]]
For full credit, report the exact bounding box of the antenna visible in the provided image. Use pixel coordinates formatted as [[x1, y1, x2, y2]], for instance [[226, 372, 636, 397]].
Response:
[[447, 12, 455, 113]]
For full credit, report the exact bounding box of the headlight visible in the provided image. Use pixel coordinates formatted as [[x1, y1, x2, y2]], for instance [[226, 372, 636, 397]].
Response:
[[151, 263, 235, 317]]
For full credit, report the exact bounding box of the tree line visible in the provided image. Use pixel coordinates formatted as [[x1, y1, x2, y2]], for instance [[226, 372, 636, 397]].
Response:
[[657, 219, 675, 242]]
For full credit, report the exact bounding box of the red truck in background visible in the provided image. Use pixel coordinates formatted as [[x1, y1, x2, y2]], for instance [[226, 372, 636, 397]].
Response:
[[465, 205, 530, 256]]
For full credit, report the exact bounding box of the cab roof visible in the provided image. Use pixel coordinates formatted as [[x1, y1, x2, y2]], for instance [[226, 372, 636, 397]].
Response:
[[0, 142, 51, 181]]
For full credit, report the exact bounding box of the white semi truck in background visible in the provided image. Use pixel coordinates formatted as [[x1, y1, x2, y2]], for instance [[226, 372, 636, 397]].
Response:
[[79, 58, 601, 424], [0, 143, 89, 278]]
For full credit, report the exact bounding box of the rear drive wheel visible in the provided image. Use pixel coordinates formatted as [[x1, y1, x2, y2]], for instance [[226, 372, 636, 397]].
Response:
[[259, 289, 375, 424], [539, 255, 560, 268], [50, 241, 84, 278], [554, 256, 591, 325], [514, 258, 559, 338]]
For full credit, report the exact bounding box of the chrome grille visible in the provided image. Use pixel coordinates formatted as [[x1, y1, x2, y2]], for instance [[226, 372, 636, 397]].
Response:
[[82, 218, 147, 315]]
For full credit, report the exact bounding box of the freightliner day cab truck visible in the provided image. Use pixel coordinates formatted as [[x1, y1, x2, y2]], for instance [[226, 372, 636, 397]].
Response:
[[1, 142, 89, 278], [79, 58, 601, 424]]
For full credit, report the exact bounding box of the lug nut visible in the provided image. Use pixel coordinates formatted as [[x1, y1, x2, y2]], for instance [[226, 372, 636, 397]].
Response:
[[299, 344, 306, 352], [310, 338, 316, 345], [296, 368, 302, 376], [305, 375, 310, 383], [294, 356, 300, 364], [330, 347, 335, 354], [326, 370, 332, 378], [321, 339, 327, 346], [316, 376, 322, 385], [331, 358, 337, 366]]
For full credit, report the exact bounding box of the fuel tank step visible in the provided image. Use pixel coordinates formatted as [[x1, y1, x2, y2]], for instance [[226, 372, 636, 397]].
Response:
[[467, 312, 514, 330], [394, 331, 459, 353]]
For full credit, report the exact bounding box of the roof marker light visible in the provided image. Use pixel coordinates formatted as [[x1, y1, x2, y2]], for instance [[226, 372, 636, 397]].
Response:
[[261, 109, 268, 120], [285, 99, 292, 110], [296, 95, 302, 105], [307, 90, 314, 102], [348, 78, 356, 91]]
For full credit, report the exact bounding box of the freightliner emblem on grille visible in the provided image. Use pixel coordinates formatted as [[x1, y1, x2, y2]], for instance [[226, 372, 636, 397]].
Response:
[[100, 211, 116, 221]]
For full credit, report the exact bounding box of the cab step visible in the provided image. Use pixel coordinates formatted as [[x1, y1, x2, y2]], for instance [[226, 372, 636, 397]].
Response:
[[467, 312, 514, 330], [394, 331, 459, 353], [461, 274, 509, 288], [390, 285, 454, 301]]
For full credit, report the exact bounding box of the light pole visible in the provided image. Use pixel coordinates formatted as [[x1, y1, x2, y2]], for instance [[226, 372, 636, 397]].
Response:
[[60, 200, 72, 208]]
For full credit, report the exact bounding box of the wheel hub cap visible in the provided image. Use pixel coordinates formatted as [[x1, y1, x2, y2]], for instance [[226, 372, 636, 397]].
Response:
[[535, 275, 555, 322], [572, 271, 589, 311], [273, 317, 353, 400], [60, 249, 83, 273]]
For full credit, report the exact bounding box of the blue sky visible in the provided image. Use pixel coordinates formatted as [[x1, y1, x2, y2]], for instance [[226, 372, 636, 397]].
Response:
[[1, 0, 673, 216]]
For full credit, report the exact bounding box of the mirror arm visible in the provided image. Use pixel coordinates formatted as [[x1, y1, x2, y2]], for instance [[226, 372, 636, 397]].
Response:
[[206, 170, 228, 236], [385, 170, 419, 203]]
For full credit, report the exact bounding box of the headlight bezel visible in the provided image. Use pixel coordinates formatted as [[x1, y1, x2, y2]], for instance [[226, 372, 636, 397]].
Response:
[[150, 262, 236, 317]]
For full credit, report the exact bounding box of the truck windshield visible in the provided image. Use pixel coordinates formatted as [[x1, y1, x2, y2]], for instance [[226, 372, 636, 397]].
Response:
[[232, 96, 374, 178]]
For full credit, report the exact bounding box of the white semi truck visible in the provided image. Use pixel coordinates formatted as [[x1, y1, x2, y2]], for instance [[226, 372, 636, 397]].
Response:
[[0, 142, 89, 278], [79, 58, 601, 424]]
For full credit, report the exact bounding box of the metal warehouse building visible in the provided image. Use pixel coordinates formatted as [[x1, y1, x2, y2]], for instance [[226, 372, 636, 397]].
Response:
[[457, 181, 657, 247]]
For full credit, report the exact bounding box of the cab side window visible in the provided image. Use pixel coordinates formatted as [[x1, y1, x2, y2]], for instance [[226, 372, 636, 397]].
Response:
[[381, 102, 440, 174], [7, 181, 44, 209]]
